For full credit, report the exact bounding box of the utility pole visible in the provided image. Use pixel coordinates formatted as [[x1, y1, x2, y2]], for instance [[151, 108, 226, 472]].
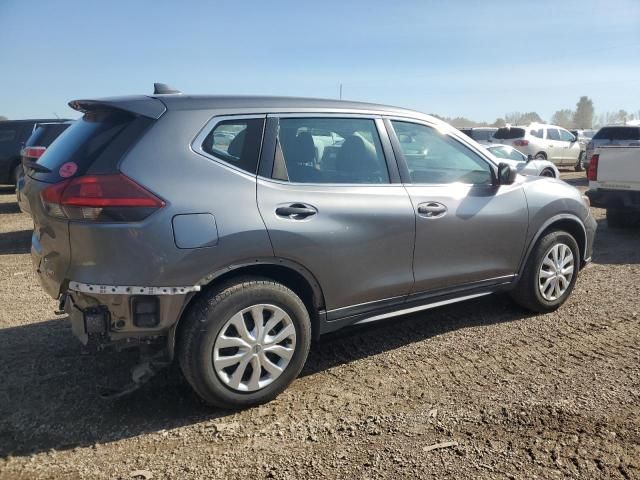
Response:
[[339, 83, 343, 100]]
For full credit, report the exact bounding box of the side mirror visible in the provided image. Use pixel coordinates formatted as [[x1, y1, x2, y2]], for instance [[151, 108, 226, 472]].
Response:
[[527, 154, 533, 162], [497, 162, 517, 185]]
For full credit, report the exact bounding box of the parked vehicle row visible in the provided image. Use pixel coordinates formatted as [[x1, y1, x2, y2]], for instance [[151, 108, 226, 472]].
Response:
[[21, 86, 596, 408], [483, 144, 559, 178], [490, 123, 583, 171]]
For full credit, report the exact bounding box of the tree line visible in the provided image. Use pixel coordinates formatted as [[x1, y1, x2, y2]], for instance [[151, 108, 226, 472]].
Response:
[[432, 96, 639, 130]]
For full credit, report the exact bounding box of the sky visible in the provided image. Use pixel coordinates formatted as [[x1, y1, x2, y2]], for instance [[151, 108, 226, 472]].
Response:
[[1, 0, 639, 122]]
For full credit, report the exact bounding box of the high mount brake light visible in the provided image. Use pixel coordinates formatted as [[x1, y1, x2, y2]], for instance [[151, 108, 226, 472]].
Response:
[[587, 154, 599, 181], [40, 174, 165, 222]]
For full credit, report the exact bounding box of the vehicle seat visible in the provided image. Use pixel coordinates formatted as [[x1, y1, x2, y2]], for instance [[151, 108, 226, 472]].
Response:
[[284, 132, 321, 182], [335, 135, 381, 182]]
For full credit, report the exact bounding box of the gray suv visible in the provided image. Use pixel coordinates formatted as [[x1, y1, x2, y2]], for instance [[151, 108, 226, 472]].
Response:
[[23, 87, 596, 408]]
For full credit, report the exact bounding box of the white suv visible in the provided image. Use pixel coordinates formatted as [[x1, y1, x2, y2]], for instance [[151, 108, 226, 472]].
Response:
[[490, 124, 582, 171]]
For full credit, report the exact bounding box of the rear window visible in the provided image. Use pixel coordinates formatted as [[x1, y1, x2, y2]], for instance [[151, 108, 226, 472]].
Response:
[[472, 129, 496, 141], [26, 123, 72, 148], [201, 118, 265, 174], [593, 127, 640, 140], [493, 127, 525, 139], [31, 110, 152, 183]]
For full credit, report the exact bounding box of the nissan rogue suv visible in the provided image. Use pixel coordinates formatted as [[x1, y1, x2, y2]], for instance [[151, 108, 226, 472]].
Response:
[[23, 86, 596, 408]]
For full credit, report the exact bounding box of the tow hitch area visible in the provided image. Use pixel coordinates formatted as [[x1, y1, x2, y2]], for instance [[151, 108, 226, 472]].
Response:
[[97, 349, 171, 401]]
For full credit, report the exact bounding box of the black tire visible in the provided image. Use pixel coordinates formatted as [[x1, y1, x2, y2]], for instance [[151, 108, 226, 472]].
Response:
[[178, 277, 311, 409], [575, 152, 584, 172], [510, 230, 580, 313], [606, 208, 629, 228], [534, 152, 547, 160], [540, 168, 555, 178]]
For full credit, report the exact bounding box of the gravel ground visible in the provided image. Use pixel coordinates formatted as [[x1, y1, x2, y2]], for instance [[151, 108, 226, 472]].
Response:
[[0, 172, 639, 479]]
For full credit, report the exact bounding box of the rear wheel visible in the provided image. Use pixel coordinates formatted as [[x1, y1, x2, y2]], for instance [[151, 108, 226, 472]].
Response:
[[178, 277, 311, 408], [510, 230, 579, 313], [540, 168, 555, 178], [534, 152, 547, 160]]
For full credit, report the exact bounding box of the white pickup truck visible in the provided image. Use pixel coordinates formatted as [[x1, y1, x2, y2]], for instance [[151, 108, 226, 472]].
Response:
[[586, 146, 640, 227]]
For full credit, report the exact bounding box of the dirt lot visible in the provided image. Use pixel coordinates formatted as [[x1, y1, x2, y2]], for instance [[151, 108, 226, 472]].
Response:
[[0, 171, 638, 479]]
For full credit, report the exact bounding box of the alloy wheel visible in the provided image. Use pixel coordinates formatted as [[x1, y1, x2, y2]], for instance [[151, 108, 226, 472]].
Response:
[[538, 243, 574, 301], [213, 304, 296, 392]]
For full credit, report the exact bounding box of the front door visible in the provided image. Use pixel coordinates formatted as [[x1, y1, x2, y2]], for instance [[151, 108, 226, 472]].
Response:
[[386, 119, 529, 295], [257, 115, 416, 313]]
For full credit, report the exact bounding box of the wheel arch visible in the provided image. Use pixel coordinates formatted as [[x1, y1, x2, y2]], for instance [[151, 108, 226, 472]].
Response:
[[168, 258, 326, 358], [518, 214, 587, 277]]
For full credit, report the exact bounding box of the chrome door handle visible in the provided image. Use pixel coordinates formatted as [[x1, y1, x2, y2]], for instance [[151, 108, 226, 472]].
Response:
[[275, 204, 317, 219], [417, 202, 447, 218]]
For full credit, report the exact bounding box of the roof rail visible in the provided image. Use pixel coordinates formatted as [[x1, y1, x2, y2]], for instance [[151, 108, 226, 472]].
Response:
[[153, 83, 182, 95]]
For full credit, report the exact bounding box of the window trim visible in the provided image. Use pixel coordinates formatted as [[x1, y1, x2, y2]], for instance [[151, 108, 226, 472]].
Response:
[[191, 114, 267, 177], [259, 113, 401, 186], [383, 117, 498, 186]]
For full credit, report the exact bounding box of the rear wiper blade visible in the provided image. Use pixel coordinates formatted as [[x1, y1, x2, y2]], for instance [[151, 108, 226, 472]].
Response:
[[24, 160, 51, 173]]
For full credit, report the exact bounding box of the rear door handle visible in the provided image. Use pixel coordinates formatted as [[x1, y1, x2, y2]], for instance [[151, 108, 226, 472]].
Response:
[[275, 204, 317, 219], [417, 202, 447, 218]]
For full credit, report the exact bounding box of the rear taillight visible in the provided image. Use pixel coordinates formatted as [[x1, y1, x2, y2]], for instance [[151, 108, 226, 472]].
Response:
[[21, 146, 46, 160], [587, 154, 599, 181], [40, 174, 165, 222], [513, 140, 529, 147]]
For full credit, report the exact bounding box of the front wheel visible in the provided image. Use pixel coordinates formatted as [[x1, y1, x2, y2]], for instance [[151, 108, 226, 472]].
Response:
[[178, 278, 312, 408], [510, 230, 580, 313]]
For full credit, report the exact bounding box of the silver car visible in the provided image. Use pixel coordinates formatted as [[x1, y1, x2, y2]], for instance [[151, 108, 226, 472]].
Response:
[[490, 123, 582, 170], [23, 86, 596, 408], [483, 144, 560, 178]]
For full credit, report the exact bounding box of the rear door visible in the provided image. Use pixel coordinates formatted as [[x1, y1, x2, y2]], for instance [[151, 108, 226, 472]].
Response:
[[386, 119, 528, 295], [256, 114, 416, 315]]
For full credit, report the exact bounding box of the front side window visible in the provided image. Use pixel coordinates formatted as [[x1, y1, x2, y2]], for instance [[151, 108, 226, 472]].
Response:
[[559, 129, 575, 142], [202, 118, 264, 174], [391, 121, 492, 185], [547, 128, 561, 140], [276, 117, 389, 184]]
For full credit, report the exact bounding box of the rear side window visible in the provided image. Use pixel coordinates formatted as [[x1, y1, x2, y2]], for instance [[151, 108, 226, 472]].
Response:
[[275, 117, 389, 184], [493, 127, 525, 139], [593, 127, 640, 140], [32, 110, 152, 183], [531, 128, 544, 138], [201, 118, 265, 174]]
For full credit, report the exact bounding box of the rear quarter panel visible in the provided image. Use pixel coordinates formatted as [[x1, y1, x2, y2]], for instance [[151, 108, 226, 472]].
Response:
[[67, 109, 273, 287]]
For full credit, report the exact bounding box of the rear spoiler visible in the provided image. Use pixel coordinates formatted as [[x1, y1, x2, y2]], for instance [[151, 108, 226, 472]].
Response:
[[68, 95, 166, 119]]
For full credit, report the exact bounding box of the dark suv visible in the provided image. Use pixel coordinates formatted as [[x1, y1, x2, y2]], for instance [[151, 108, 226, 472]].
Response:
[[16, 121, 73, 213], [0, 119, 69, 185], [23, 87, 596, 408]]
